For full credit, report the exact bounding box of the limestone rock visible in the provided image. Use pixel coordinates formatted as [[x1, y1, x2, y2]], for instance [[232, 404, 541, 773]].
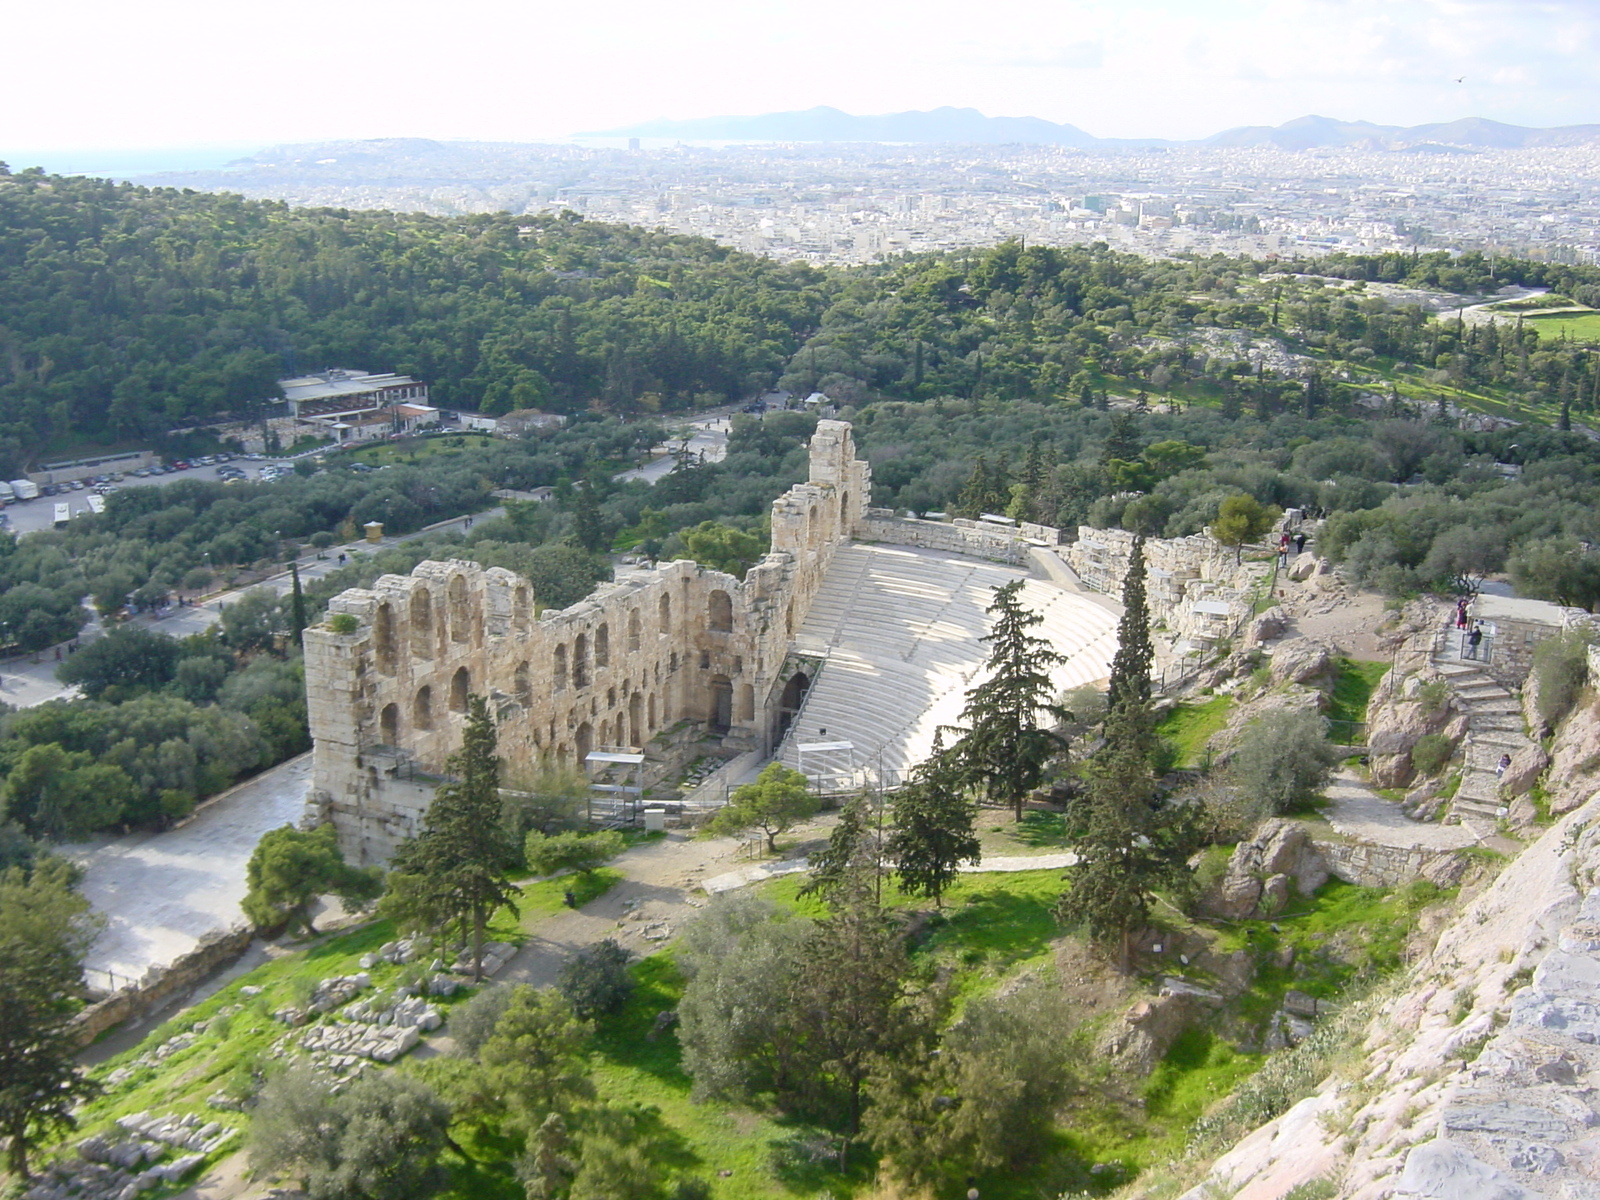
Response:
[[1499, 744, 1549, 799], [1245, 605, 1288, 647], [1395, 1138, 1541, 1199], [1269, 638, 1336, 689], [1102, 991, 1197, 1074], [1541, 696, 1600, 815], [1258, 873, 1291, 915], [1287, 552, 1320, 582]]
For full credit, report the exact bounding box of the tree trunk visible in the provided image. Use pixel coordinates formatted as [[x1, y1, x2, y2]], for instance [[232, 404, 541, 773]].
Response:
[[9, 1125, 30, 1181], [472, 908, 486, 982]]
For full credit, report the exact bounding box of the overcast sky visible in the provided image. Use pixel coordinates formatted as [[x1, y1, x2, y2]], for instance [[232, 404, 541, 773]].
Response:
[[4, 0, 1597, 156]]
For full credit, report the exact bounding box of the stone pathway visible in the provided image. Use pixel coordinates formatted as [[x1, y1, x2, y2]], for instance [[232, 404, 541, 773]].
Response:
[[65, 755, 312, 989], [1322, 769, 1479, 852]]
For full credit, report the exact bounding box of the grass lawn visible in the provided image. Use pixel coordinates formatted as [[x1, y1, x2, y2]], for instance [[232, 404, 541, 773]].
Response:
[[1156, 695, 1235, 768], [1328, 657, 1388, 735], [1525, 311, 1600, 343]]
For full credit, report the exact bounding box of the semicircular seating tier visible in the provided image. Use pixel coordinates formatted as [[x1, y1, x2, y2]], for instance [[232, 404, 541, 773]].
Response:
[[778, 543, 1120, 784]]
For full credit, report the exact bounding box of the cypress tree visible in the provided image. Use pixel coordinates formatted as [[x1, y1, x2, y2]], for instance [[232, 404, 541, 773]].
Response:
[[289, 562, 307, 642], [383, 694, 518, 979], [956, 456, 992, 519], [1106, 536, 1153, 719], [1057, 536, 1188, 971]]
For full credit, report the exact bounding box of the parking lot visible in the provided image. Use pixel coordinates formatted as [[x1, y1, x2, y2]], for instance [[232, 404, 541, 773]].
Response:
[[1, 455, 305, 536]]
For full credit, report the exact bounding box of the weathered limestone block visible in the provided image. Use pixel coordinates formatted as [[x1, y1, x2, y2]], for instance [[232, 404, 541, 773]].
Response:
[[1245, 605, 1288, 647], [1500, 744, 1549, 799]]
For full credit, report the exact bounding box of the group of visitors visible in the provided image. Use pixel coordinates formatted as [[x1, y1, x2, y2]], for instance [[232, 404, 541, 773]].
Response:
[[1276, 528, 1309, 568]]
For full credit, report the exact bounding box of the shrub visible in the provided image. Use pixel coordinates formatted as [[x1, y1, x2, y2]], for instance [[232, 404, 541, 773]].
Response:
[[327, 613, 359, 634], [1415, 677, 1451, 715], [557, 939, 635, 1018], [1533, 628, 1597, 730], [1410, 732, 1456, 778], [448, 984, 515, 1059], [1226, 709, 1342, 814]]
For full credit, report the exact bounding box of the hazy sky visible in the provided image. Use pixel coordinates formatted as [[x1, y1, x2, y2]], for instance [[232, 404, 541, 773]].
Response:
[[4, 0, 1597, 154]]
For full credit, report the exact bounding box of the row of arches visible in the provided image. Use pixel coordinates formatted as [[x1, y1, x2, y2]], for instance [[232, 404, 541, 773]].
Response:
[[371, 579, 535, 674], [378, 667, 473, 744]]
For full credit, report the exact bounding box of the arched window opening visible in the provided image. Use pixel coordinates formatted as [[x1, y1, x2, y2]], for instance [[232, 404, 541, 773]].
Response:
[[777, 671, 810, 740], [595, 624, 610, 668], [554, 644, 568, 691], [414, 685, 434, 730], [575, 722, 593, 764], [627, 609, 641, 654], [380, 702, 399, 745], [449, 667, 470, 712], [658, 593, 671, 634], [573, 633, 591, 688], [708, 589, 733, 633], [708, 676, 733, 734], [410, 589, 434, 659], [374, 604, 397, 674], [515, 661, 532, 706]]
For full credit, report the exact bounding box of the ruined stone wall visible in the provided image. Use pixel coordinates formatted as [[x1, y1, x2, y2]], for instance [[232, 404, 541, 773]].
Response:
[[857, 512, 1046, 565], [1064, 526, 1265, 653], [305, 421, 870, 864]]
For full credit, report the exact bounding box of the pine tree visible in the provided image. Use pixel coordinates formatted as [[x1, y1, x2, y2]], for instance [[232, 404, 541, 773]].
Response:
[[800, 790, 881, 902], [887, 747, 979, 908], [0, 858, 101, 1179], [383, 694, 518, 979], [945, 581, 1066, 820]]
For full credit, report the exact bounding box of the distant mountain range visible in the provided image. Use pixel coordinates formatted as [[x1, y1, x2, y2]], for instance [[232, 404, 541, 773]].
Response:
[[585, 107, 1600, 150]]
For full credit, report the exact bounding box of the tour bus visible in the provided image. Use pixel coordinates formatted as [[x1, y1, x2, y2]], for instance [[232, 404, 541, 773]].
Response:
[[86, 494, 106, 515], [52, 502, 70, 529]]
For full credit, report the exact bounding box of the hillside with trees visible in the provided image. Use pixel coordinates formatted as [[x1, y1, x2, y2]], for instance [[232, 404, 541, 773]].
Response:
[[0, 167, 834, 468]]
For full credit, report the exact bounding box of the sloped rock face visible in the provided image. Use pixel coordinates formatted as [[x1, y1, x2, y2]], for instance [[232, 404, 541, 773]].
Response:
[[1177, 793, 1600, 1200]]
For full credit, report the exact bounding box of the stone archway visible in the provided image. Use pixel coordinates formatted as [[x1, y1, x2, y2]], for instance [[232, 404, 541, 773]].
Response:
[[449, 666, 470, 712], [380, 702, 399, 745], [708, 675, 733, 734], [776, 670, 810, 740]]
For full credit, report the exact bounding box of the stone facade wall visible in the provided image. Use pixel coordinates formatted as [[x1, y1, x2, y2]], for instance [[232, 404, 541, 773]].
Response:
[[1064, 526, 1265, 654], [305, 421, 871, 864]]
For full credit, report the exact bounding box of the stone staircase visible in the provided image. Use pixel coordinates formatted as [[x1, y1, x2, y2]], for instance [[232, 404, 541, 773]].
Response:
[[1431, 659, 1533, 834], [778, 543, 1120, 786]]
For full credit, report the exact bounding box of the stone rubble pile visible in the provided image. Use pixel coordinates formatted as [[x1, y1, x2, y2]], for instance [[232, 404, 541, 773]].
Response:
[[359, 938, 424, 968], [21, 1114, 232, 1200], [296, 984, 444, 1065], [450, 941, 516, 976]]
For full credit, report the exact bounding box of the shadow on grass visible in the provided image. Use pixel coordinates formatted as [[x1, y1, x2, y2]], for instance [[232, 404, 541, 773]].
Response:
[[591, 954, 693, 1091], [1011, 811, 1069, 848], [919, 876, 1062, 972]]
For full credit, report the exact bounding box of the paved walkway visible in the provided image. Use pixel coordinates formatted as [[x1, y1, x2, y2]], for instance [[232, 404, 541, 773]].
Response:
[[1320, 768, 1479, 851], [64, 754, 312, 988]]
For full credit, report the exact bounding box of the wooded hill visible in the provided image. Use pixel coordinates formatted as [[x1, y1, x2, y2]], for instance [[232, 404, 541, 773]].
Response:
[[0, 168, 833, 465]]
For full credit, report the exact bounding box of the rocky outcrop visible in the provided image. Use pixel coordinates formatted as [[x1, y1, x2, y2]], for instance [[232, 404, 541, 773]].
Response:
[[1536, 689, 1600, 817], [1202, 820, 1331, 920], [1177, 790, 1600, 1200], [1269, 637, 1337, 689], [1365, 670, 1466, 788], [1245, 606, 1289, 647]]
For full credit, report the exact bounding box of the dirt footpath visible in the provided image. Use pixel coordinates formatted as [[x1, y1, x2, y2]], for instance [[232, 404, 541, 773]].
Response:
[[499, 829, 753, 987]]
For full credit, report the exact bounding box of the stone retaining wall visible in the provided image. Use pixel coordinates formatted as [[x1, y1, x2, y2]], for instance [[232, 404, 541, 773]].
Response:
[[1310, 837, 1462, 889], [72, 925, 254, 1046]]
